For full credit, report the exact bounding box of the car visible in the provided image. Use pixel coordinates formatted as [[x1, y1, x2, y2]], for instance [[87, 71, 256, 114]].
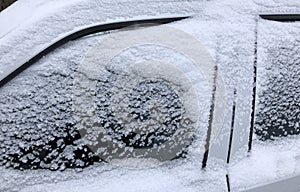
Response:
[[0, 0, 300, 191]]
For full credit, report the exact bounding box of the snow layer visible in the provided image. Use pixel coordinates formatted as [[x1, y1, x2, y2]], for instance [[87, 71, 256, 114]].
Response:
[[1, 0, 300, 191], [230, 135, 300, 191]]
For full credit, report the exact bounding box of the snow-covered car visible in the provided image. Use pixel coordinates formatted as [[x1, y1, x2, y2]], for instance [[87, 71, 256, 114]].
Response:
[[1, 0, 300, 191]]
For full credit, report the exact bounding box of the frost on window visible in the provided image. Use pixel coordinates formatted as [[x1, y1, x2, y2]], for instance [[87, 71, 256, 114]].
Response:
[[0, 68, 102, 170], [255, 20, 300, 140], [96, 77, 185, 148], [0, 29, 208, 170], [0, 39, 102, 170]]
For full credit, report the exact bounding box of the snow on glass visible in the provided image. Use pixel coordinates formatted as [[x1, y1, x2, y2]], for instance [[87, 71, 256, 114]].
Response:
[[0, 35, 195, 170], [255, 20, 300, 140]]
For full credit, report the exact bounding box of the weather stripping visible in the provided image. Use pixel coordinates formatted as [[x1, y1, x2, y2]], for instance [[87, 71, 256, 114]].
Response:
[[260, 14, 300, 22], [202, 65, 218, 169]]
